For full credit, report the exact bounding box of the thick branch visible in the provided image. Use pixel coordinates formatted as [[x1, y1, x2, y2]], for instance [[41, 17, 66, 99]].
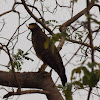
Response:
[[60, 0, 94, 31], [0, 71, 64, 100], [21, 0, 52, 34]]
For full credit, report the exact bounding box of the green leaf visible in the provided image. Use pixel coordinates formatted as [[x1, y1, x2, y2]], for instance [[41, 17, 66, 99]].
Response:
[[87, 62, 96, 68], [71, 67, 83, 81], [81, 67, 90, 75], [7, 49, 33, 71], [82, 71, 99, 87], [72, 81, 83, 89], [51, 42, 55, 53], [74, 0, 78, 2], [24, 52, 29, 55], [45, 20, 58, 27], [82, 75, 89, 85], [57, 84, 63, 90], [71, 62, 100, 88], [44, 37, 50, 49], [52, 34, 59, 41], [63, 83, 73, 100]]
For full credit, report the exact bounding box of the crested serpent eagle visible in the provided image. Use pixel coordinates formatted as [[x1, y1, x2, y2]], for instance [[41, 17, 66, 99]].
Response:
[[29, 23, 67, 86]]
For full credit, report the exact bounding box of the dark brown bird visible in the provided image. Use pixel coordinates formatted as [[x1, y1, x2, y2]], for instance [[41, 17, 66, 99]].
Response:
[[29, 23, 67, 86]]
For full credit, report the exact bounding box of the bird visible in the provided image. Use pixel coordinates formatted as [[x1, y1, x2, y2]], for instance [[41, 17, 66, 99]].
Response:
[[29, 23, 67, 86]]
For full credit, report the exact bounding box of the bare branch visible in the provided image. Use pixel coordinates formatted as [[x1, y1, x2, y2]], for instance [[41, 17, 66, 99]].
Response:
[[0, 10, 13, 17], [0, 2, 16, 17], [3, 89, 49, 98], [21, 0, 52, 34], [0, 19, 5, 32], [60, 0, 95, 31], [16, 2, 45, 22]]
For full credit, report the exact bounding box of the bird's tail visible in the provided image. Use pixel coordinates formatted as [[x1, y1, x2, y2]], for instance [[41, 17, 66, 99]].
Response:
[[55, 65, 67, 86], [60, 73, 67, 86]]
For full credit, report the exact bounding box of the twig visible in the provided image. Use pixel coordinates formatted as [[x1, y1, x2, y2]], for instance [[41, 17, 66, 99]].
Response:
[[0, 2, 16, 17], [87, 87, 92, 100], [3, 89, 49, 98], [0, 10, 13, 17], [16, 2, 45, 22], [86, 0, 95, 100], [21, 0, 52, 34], [59, 0, 95, 31], [6, 47, 21, 90], [65, 38, 100, 52], [0, 19, 5, 32]]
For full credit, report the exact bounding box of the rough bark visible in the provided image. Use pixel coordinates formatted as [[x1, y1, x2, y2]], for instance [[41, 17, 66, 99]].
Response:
[[0, 71, 64, 100]]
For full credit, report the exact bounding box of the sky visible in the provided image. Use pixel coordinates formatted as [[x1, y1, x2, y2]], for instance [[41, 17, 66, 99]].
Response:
[[0, 0, 100, 100]]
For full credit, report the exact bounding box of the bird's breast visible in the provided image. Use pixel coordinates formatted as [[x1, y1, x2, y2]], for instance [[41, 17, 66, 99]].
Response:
[[32, 35, 47, 59]]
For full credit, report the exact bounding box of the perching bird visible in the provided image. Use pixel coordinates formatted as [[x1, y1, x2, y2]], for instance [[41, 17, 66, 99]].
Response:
[[29, 23, 67, 86]]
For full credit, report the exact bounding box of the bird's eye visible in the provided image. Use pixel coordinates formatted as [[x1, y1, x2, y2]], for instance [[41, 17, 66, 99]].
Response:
[[29, 25, 35, 29]]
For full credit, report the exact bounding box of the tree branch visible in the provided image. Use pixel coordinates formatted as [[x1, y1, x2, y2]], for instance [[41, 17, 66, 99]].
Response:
[[66, 38, 100, 52], [60, 0, 95, 31], [0, 71, 64, 100], [21, 0, 52, 34], [3, 89, 49, 98]]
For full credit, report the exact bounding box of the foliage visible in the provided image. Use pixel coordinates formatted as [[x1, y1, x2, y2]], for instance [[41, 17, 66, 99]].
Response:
[[58, 83, 73, 100], [44, 27, 84, 53], [58, 62, 100, 100], [45, 20, 58, 27], [71, 62, 100, 88], [44, 33, 61, 53], [8, 49, 33, 71]]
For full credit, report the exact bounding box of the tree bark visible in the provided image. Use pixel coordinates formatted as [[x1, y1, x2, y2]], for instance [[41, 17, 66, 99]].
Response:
[[0, 71, 64, 100]]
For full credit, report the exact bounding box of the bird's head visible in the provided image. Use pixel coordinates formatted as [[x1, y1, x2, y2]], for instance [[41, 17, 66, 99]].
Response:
[[29, 23, 40, 31]]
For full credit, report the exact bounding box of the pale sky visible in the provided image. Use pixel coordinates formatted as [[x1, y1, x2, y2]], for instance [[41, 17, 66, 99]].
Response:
[[0, 0, 100, 100]]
